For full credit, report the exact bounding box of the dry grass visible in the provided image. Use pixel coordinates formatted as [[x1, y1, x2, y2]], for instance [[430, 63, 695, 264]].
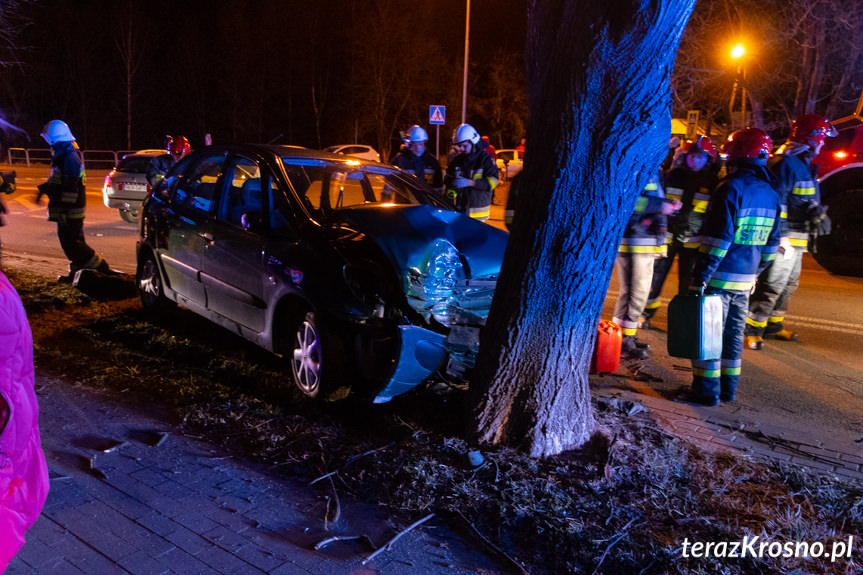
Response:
[[6, 265, 863, 575]]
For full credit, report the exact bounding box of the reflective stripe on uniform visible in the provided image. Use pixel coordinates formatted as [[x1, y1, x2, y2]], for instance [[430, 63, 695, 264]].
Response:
[[746, 315, 768, 328], [666, 186, 683, 201], [721, 358, 742, 376], [791, 181, 816, 196], [468, 206, 490, 220], [768, 316, 784, 324], [692, 359, 721, 378]]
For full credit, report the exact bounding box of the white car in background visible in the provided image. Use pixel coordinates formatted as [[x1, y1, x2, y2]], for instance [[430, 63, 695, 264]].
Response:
[[323, 144, 381, 163], [102, 149, 163, 222], [495, 149, 523, 180]]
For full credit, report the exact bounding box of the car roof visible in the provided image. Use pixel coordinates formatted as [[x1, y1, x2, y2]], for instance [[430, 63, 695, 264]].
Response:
[[192, 143, 382, 164]]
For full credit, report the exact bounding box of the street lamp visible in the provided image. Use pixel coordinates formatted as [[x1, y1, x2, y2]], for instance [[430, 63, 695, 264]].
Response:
[[729, 43, 747, 130], [461, 0, 470, 124]]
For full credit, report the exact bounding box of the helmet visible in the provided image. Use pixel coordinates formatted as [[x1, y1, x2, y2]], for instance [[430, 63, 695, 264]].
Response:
[[41, 120, 75, 145], [453, 123, 480, 145], [724, 128, 772, 162], [684, 135, 717, 159], [788, 114, 837, 148], [169, 136, 191, 157], [405, 125, 428, 143]]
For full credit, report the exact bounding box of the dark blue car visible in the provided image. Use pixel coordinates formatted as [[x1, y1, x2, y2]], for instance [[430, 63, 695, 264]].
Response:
[[136, 144, 508, 402]]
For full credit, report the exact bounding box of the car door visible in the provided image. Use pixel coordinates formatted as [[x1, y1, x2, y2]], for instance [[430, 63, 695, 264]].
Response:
[[160, 153, 224, 305], [200, 155, 267, 332]]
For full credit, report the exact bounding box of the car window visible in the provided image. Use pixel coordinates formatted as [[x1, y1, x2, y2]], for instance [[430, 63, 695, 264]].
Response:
[[281, 159, 448, 220], [269, 178, 296, 235], [117, 155, 155, 174], [174, 154, 224, 214], [218, 157, 262, 229]]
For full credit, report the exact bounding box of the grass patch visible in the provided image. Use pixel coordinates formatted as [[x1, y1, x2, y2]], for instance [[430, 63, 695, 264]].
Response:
[[6, 264, 862, 575]]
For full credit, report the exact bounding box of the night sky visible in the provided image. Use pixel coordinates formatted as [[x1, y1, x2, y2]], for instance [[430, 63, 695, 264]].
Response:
[[0, 0, 528, 153]]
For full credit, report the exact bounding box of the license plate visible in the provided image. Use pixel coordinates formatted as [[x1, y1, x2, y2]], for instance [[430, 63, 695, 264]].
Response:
[[123, 184, 146, 191]]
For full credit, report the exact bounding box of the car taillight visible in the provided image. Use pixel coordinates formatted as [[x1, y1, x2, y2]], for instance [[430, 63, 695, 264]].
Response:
[[103, 174, 112, 194]]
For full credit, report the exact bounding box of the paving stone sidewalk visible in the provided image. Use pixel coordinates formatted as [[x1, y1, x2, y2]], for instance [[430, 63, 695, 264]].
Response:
[[7, 376, 503, 575]]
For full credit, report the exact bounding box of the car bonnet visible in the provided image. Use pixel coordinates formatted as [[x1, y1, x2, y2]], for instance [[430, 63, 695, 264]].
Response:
[[331, 205, 508, 280]]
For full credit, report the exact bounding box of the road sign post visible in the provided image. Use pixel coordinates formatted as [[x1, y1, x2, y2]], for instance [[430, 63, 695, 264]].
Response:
[[686, 110, 699, 141]]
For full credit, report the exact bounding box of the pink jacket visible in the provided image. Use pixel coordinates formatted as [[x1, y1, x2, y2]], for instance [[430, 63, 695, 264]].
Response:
[[0, 271, 49, 572]]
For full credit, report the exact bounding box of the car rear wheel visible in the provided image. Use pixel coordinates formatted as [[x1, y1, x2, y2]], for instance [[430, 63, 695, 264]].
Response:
[[137, 251, 175, 312], [289, 310, 351, 401], [119, 208, 139, 223]]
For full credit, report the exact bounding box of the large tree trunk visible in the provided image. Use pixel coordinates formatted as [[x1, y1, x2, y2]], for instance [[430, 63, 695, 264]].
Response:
[[468, 0, 694, 458]]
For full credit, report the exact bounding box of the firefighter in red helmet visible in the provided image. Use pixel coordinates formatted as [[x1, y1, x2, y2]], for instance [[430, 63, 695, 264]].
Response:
[[146, 135, 191, 188], [744, 114, 836, 350], [687, 128, 782, 405]]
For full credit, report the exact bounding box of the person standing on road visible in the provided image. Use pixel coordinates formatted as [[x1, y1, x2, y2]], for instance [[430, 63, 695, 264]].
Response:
[[391, 125, 443, 194], [613, 173, 681, 359], [146, 135, 190, 188], [688, 128, 782, 406], [36, 120, 110, 282], [744, 114, 836, 350], [444, 123, 499, 221], [0, 269, 50, 571], [641, 136, 720, 328]]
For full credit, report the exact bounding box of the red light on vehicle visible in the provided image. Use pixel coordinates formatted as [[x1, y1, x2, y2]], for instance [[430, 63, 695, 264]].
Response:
[[834, 150, 848, 159]]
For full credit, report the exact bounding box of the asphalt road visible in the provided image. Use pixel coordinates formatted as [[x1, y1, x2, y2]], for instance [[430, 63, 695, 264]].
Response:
[[4, 163, 863, 450]]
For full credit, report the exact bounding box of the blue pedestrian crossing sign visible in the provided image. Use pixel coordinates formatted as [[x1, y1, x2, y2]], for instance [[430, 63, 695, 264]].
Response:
[[429, 106, 446, 125]]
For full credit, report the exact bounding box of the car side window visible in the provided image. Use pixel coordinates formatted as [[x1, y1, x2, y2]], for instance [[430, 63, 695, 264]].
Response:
[[269, 178, 296, 235], [219, 157, 262, 229], [173, 155, 224, 214]]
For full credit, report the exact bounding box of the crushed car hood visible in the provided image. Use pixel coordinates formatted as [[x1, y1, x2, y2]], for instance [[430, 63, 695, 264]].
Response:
[[331, 205, 508, 278]]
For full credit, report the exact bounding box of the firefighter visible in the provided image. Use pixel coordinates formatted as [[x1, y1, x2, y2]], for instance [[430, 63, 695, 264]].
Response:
[[688, 128, 782, 405], [744, 114, 836, 350], [444, 123, 499, 221], [642, 136, 719, 327], [613, 174, 681, 359], [391, 125, 443, 193], [36, 120, 110, 282], [146, 135, 190, 188]]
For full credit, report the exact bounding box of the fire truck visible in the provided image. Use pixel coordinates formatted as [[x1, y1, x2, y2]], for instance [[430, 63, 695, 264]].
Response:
[[810, 95, 863, 276]]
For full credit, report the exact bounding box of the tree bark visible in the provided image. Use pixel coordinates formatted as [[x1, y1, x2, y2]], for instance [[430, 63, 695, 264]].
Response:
[[468, 0, 694, 458]]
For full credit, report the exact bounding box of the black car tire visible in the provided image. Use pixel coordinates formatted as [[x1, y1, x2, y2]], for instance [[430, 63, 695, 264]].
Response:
[[119, 208, 139, 223], [137, 251, 175, 312], [289, 310, 351, 401]]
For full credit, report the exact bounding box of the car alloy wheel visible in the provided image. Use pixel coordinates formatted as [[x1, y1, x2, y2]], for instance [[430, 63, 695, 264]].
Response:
[[291, 312, 323, 397], [119, 208, 139, 223], [138, 252, 174, 312]]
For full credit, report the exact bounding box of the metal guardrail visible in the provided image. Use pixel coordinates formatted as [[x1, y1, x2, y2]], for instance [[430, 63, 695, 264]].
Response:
[[6, 148, 139, 168]]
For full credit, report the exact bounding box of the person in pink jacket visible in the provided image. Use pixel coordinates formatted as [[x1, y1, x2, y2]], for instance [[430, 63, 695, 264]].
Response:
[[0, 270, 49, 571]]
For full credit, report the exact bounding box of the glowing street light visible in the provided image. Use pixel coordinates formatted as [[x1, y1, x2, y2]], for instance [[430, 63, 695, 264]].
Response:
[[729, 43, 748, 130]]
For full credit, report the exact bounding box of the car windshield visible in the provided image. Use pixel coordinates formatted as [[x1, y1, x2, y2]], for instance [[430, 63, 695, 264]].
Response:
[[117, 155, 155, 174], [281, 158, 449, 220]]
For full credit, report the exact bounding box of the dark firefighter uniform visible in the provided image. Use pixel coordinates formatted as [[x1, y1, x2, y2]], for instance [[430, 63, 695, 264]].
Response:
[[444, 138, 499, 221], [613, 175, 670, 357], [643, 164, 719, 321], [146, 153, 177, 188], [689, 162, 781, 404], [746, 145, 823, 339], [392, 149, 443, 193], [37, 141, 105, 274], [0, 171, 16, 265]]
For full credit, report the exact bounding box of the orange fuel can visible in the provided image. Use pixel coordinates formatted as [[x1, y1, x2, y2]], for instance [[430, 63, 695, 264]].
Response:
[[590, 320, 622, 374]]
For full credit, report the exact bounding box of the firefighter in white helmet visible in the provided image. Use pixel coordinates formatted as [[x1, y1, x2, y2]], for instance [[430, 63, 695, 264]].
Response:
[[36, 120, 110, 282], [391, 125, 443, 193], [444, 123, 499, 221]]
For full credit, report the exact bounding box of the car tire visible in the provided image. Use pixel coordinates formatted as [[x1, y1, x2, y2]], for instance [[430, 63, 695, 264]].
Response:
[[119, 208, 139, 223], [289, 310, 351, 401], [137, 251, 175, 312]]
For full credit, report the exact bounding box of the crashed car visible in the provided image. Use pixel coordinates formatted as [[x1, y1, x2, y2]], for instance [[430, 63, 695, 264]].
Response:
[[136, 144, 508, 402]]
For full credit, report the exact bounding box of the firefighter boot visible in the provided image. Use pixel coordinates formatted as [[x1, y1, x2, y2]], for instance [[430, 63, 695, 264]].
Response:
[[766, 329, 799, 342], [745, 335, 764, 350], [621, 335, 649, 360]]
